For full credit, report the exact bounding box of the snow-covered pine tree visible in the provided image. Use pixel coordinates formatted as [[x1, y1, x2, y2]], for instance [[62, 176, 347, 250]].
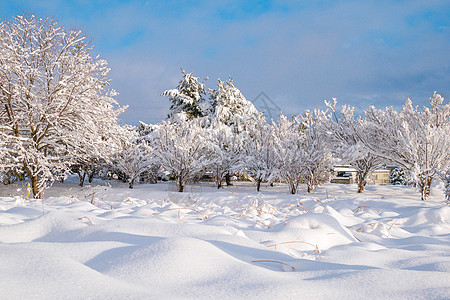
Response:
[[390, 168, 407, 185], [0, 15, 125, 198], [208, 78, 263, 188], [323, 99, 384, 193], [162, 69, 209, 120], [210, 78, 261, 134], [365, 93, 450, 200]]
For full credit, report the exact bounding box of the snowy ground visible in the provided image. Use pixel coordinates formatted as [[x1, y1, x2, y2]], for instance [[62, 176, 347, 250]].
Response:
[[1, 178, 449, 299]]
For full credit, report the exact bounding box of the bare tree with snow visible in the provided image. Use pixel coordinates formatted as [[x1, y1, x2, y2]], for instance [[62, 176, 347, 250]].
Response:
[[152, 115, 212, 192], [364, 93, 450, 200], [323, 99, 385, 193], [244, 116, 277, 192], [207, 123, 243, 189], [114, 134, 153, 189], [0, 15, 125, 198], [272, 114, 305, 194], [435, 169, 450, 204], [296, 110, 333, 193]]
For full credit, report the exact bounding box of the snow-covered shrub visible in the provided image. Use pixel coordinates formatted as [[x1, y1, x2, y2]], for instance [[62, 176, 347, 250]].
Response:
[[390, 168, 407, 185]]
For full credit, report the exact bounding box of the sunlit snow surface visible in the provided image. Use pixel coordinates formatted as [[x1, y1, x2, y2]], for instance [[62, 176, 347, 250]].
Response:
[[1, 179, 449, 299]]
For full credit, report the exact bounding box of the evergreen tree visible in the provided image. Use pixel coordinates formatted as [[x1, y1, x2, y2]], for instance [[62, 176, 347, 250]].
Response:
[[390, 168, 407, 185], [210, 78, 261, 134], [162, 69, 208, 119], [208, 78, 263, 188]]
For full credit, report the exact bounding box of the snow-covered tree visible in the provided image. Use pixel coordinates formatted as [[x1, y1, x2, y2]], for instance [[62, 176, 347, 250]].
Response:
[[322, 99, 384, 193], [135, 121, 161, 184], [162, 69, 209, 120], [295, 110, 333, 193], [435, 169, 450, 204], [390, 168, 407, 185], [152, 115, 212, 192], [365, 93, 450, 200], [114, 136, 153, 189], [244, 116, 277, 192], [210, 78, 261, 134], [0, 15, 125, 198], [72, 118, 127, 187], [207, 122, 243, 188], [272, 114, 305, 194], [0, 130, 22, 183], [208, 78, 263, 188]]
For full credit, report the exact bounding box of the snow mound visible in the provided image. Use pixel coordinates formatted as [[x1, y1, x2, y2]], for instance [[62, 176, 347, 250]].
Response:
[[252, 212, 357, 258], [0, 210, 87, 243], [87, 237, 244, 286], [0, 182, 449, 298]]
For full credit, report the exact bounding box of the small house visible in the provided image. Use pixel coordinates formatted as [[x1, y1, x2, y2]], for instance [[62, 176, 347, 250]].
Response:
[[331, 165, 391, 185]]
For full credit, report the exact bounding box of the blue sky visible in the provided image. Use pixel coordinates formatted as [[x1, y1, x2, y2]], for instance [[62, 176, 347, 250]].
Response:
[[2, 0, 449, 124]]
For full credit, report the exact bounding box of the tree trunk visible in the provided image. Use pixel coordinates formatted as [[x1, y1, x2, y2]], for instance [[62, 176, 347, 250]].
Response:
[[225, 173, 233, 186], [30, 174, 42, 199], [290, 183, 297, 194], [419, 177, 433, 201], [23, 161, 42, 199], [88, 170, 95, 183], [78, 171, 86, 187], [307, 183, 312, 193], [177, 176, 184, 192], [256, 178, 262, 192], [269, 182, 274, 187], [216, 170, 223, 189], [357, 178, 366, 193], [129, 178, 134, 189], [357, 171, 367, 193]]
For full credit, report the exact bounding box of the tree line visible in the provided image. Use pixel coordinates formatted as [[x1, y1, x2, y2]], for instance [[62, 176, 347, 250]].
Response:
[[1, 15, 449, 201]]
